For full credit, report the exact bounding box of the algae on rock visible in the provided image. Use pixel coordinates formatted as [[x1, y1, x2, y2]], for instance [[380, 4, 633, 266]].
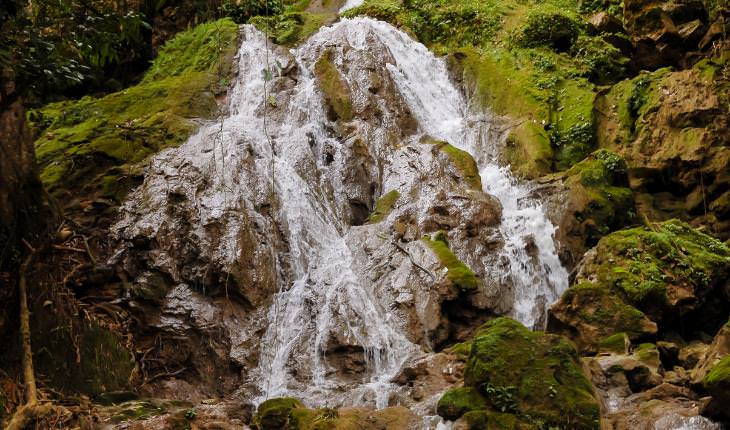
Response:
[[438, 317, 600, 429]]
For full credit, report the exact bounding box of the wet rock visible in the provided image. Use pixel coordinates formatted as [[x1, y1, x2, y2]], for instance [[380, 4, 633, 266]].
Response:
[[679, 341, 711, 369], [702, 355, 730, 421], [438, 318, 600, 429]]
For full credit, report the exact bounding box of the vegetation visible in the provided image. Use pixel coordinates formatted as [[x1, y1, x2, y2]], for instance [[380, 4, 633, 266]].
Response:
[[345, 0, 631, 175], [423, 231, 479, 291], [367, 190, 400, 224], [30, 18, 239, 201]]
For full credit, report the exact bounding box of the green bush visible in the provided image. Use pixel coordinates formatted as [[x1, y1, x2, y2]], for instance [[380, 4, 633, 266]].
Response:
[[513, 10, 583, 52]]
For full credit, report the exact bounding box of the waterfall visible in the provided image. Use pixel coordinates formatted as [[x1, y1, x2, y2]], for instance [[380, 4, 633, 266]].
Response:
[[115, 16, 569, 410]]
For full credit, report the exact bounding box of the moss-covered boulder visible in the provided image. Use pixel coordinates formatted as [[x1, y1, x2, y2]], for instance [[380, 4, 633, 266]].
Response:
[[550, 220, 730, 351], [549, 283, 657, 353], [254, 398, 417, 429], [255, 397, 304, 430], [438, 317, 600, 429], [546, 149, 636, 259]]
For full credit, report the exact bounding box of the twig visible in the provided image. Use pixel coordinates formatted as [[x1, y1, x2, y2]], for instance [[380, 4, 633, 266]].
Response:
[[391, 240, 435, 282]]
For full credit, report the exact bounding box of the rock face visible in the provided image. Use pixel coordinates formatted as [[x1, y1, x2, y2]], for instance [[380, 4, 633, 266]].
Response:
[[110, 18, 570, 407], [595, 59, 730, 240], [437, 318, 600, 429], [623, 0, 712, 69]]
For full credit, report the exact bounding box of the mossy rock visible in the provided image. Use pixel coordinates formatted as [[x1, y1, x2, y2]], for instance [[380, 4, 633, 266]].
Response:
[[437, 387, 489, 421], [422, 231, 479, 292], [314, 48, 354, 122], [427, 139, 482, 190], [31, 317, 135, 397], [549, 282, 657, 352], [579, 220, 730, 318], [440, 317, 600, 429], [31, 18, 239, 206], [703, 356, 730, 421], [597, 332, 630, 355], [255, 397, 305, 430], [561, 149, 636, 247]]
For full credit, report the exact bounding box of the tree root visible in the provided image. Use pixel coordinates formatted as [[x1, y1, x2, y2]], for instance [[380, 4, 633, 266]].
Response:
[[3, 241, 71, 430]]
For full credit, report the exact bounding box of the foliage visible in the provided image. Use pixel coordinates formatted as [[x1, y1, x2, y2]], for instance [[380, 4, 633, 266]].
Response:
[[31, 18, 239, 202], [1, 0, 150, 100], [221, 0, 284, 23]]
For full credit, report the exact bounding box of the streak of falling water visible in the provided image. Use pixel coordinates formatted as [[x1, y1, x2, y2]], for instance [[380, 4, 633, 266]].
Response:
[[339, 0, 365, 13], [345, 18, 570, 328]]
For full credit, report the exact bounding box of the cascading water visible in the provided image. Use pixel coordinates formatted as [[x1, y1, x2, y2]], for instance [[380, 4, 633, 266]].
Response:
[[115, 15, 569, 414]]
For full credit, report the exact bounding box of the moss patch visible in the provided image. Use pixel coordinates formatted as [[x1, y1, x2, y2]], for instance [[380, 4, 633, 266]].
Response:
[[582, 220, 730, 316], [256, 397, 305, 430], [427, 139, 482, 190], [423, 231, 478, 292], [31, 18, 239, 204], [314, 48, 354, 122], [562, 149, 636, 246], [441, 317, 600, 429], [437, 387, 489, 421], [367, 190, 400, 224]]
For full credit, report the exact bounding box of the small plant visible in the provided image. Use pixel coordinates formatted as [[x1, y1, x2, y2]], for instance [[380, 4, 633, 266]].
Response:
[[481, 383, 518, 413], [184, 408, 197, 420]]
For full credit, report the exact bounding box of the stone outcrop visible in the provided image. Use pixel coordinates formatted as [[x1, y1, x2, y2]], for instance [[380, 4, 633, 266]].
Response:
[[437, 318, 600, 429], [596, 59, 730, 239], [550, 220, 730, 352]]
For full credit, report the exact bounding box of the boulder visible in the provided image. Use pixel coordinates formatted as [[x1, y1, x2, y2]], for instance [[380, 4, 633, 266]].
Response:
[[438, 318, 600, 429]]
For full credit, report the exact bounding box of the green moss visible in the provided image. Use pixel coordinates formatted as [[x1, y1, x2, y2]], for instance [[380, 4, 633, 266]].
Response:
[[597, 333, 629, 354], [314, 49, 354, 122], [704, 356, 730, 386], [587, 220, 730, 313], [31, 18, 239, 202], [511, 8, 583, 51], [449, 341, 473, 358], [426, 139, 482, 189], [347, 0, 609, 173], [560, 283, 653, 340], [256, 397, 305, 430], [423, 232, 479, 291], [562, 149, 636, 245], [109, 401, 166, 423], [144, 18, 239, 82], [367, 190, 400, 224], [448, 317, 599, 429], [437, 387, 489, 421]]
